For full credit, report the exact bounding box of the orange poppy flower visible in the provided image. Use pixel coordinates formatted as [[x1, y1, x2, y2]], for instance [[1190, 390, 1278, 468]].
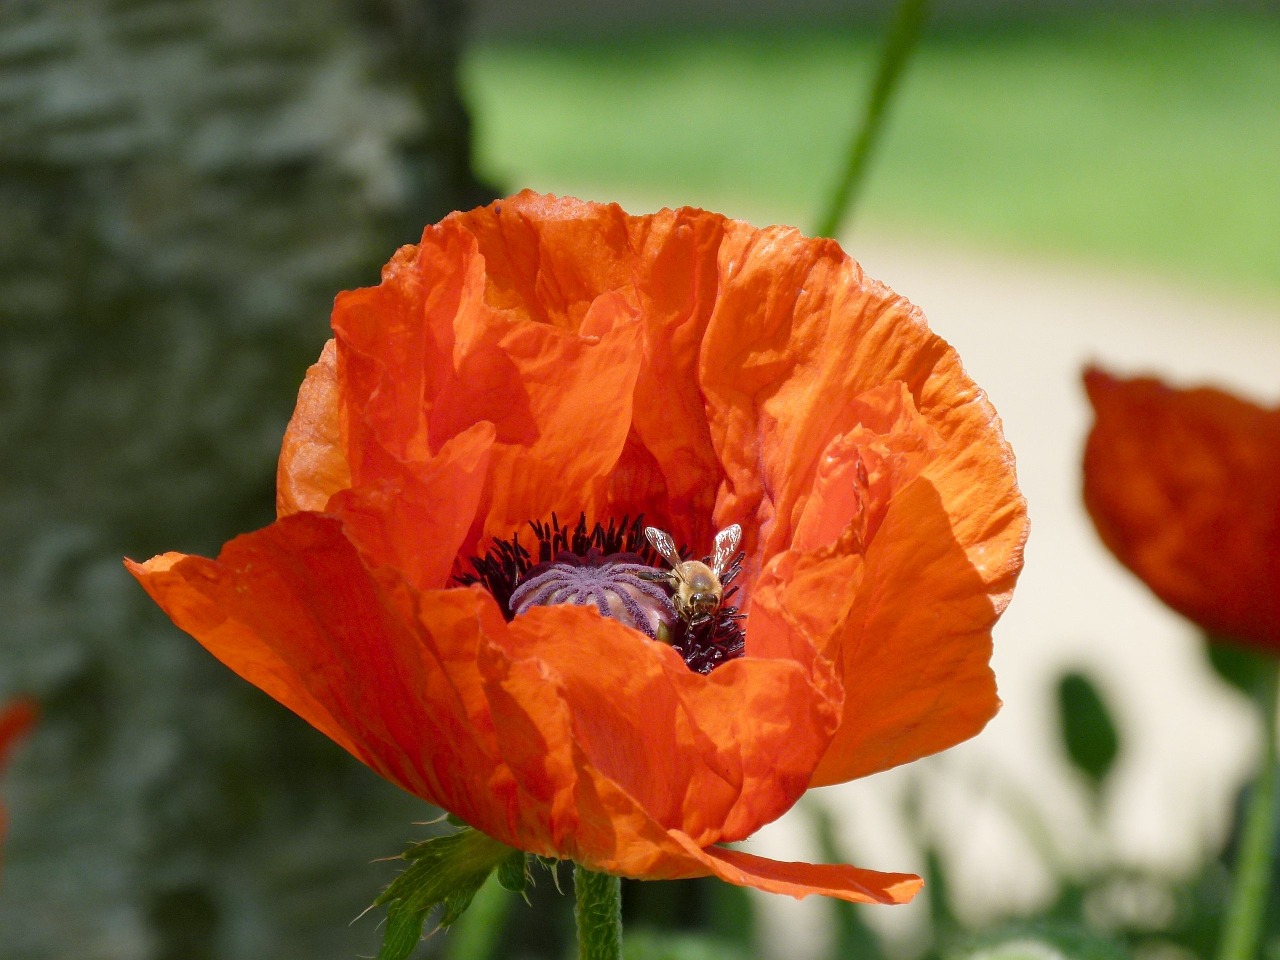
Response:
[[1083, 366, 1280, 650], [127, 192, 1027, 904], [1, 699, 36, 861]]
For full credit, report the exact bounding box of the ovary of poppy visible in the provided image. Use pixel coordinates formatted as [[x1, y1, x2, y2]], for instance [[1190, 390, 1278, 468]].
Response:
[[1083, 366, 1280, 650], [128, 192, 1027, 904]]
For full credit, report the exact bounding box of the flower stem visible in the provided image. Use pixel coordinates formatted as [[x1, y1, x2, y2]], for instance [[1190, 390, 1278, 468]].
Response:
[[812, 0, 933, 240], [574, 865, 622, 960], [1218, 657, 1280, 960]]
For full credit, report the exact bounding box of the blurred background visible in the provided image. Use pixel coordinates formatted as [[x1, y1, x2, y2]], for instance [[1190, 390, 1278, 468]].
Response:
[[1, 0, 1277, 958]]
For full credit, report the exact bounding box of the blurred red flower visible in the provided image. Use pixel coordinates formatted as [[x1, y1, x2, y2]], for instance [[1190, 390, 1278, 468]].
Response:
[[128, 193, 1026, 904], [1, 699, 37, 862], [1083, 366, 1280, 649]]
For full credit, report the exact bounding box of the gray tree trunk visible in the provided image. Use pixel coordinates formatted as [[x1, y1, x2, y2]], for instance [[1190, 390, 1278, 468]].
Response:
[[0, 1, 494, 956]]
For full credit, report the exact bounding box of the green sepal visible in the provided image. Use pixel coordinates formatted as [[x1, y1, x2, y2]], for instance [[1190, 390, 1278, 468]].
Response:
[[537, 855, 566, 894], [496, 850, 530, 893], [372, 828, 517, 960], [379, 905, 432, 960]]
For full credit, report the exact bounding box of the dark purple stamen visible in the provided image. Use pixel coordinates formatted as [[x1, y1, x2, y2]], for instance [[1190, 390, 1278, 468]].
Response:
[[455, 514, 746, 674]]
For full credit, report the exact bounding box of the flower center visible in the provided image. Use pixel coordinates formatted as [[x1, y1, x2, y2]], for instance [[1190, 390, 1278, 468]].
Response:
[[456, 514, 745, 674], [509, 551, 676, 641]]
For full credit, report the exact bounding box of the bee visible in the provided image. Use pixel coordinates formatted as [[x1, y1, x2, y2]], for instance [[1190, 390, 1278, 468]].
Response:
[[638, 523, 742, 627]]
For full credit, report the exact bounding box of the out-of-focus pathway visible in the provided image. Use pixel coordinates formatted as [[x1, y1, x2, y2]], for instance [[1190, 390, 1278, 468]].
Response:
[[738, 227, 1280, 956]]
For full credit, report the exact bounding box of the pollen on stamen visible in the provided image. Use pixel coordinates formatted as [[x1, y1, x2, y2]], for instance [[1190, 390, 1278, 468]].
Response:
[[454, 514, 747, 674]]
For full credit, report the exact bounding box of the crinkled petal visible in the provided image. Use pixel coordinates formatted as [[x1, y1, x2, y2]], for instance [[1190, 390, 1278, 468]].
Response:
[[616, 206, 736, 544], [441, 195, 736, 549], [805, 477, 1001, 786], [688, 221, 1022, 780], [447, 307, 644, 540], [479, 605, 838, 852], [700, 218, 1024, 602], [328, 421, 495, 591], [334, 240, 463, 480], [1083, 367, 1280, 648], [472, 619, 910, 902], [125, 516, 544, 849], [791, 381, 943, 555], [276, 339, 350, 517], [331, 211, 646, 547]]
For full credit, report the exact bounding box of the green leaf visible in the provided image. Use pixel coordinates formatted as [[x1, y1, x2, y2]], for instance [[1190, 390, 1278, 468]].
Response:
[[1206, 637, 1273, 698], [371, 828, 517, 960], [1056, 671, 1120, 791]]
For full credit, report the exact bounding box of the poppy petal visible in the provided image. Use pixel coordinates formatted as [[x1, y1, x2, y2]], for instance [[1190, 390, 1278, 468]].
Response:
[[699, 221, 1024, 600], [617, 206, 734, 543], [1083, 367, 1280, 647], [474, 627, 904, 901], [790, 381, 943, 555], [479, 605, 839, 853], [807, 476, 1001, 786], [449, 309, 645, 540], [125, 516, 545, 849], [277, 339, 350, 517], [328, 421, 495, 591], [669, 835, 923, 905], [331, 214, 647, 544]]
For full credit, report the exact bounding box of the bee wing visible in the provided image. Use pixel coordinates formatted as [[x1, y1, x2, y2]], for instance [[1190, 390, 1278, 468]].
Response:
[[710, 523, 742, 576], [644, 526, 688, 580]]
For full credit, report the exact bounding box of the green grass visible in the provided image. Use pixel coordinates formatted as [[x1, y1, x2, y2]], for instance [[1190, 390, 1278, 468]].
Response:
[[463, 13, 1280, 297]]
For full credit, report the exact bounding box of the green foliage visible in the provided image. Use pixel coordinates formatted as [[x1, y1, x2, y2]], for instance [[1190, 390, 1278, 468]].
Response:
[[811, 801, 887, 960], [373, 829, 523, 960], [1056, 671, 1121, 793], [497, 851, 531, 894], [1207, 638, 1276, 699], [466, 12, 1280, 297], [948, 923, 1129, 960], [622, 929, 753, 960]]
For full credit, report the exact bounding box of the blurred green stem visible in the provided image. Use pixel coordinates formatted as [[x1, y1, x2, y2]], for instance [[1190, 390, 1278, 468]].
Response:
[[575, 866, 621, 960], [445, 874, 510, 960], [1218, 656, 1280, 960], [813, 0, 933, 239]]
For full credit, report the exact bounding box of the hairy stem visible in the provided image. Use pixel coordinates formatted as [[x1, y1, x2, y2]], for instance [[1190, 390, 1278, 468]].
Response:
[[575, 865, 622, 960]]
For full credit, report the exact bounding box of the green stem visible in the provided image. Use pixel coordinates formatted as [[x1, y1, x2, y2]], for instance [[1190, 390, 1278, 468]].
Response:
[[1218, 658, 1280, 960], [574, 866, 622, 960], [812, 0, 933, 239]]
